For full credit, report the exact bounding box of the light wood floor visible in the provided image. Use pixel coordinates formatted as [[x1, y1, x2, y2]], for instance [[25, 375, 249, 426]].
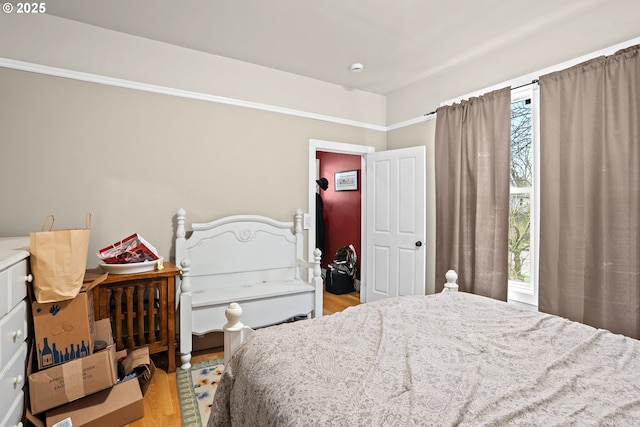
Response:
[[124, 289, 360, 427]]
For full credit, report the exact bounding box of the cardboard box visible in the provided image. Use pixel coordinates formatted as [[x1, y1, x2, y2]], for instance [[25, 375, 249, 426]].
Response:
[[45, 377, 144, 427], [31, 274, 107, 370], [29, 319, 118, 414]]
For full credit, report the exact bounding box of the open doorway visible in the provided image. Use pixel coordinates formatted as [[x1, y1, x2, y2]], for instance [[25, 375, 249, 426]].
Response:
[[315, 151, 361, 274], [308, 139, 374, 306], [316, 151, 363, 311]]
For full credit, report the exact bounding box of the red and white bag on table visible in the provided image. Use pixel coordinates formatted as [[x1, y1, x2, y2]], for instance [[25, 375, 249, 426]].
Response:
[[97, 233, 159, 264]]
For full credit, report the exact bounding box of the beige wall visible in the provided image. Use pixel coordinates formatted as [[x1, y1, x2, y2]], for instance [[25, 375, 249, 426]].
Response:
[[0, 14, 389, 269], [0, 67, 385, 267]]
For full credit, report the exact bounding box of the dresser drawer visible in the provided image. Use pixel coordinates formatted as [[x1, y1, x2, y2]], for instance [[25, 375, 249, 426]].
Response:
[[9, 259, 28, 309], [0, 341, 27, 421], [0, 389, 24, 427], [0, 267, 8, 319], [0, 259, 29, 318], [0, 301, 27, 368]]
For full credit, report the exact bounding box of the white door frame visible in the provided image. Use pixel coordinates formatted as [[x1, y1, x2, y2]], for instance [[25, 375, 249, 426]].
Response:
[[308, 139, 374, 303]]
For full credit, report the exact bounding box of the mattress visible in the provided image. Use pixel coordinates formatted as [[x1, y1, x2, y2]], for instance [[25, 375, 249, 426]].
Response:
[[209, 291, 640, 426]]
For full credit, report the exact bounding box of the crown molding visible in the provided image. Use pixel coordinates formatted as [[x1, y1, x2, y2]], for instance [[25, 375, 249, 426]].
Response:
[[0, 57, 393, 132], [386, 113, 436, 131]]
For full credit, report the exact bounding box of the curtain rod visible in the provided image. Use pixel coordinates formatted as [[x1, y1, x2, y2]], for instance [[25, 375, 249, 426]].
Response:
[[423, 79, 539, 117]]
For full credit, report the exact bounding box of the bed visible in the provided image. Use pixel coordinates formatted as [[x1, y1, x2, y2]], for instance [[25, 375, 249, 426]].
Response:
[[208, 272, 640, 426]]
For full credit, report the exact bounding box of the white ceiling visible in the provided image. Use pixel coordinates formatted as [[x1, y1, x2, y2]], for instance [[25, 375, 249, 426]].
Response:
[[46, 0, 638, 96]]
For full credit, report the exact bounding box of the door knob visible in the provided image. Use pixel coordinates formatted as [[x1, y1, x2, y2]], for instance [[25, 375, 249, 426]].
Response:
[[415, 241, 423, 247]]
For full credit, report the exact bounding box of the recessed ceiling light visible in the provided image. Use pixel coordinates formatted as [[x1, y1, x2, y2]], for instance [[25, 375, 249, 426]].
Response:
[[350, 63, 364, 73]]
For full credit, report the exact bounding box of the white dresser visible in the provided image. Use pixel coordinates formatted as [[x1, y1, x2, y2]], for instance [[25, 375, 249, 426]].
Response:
[[0, 237, 30, 427]]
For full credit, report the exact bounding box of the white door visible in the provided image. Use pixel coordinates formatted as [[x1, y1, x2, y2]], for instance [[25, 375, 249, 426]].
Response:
[[364, 146, 426, 302]]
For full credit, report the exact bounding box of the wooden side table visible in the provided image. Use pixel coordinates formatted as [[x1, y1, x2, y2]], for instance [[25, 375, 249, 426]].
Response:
[[88, 262, 178, 372]]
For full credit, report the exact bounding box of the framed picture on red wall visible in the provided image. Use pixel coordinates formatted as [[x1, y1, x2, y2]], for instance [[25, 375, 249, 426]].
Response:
[[335, 169, 358, 191]]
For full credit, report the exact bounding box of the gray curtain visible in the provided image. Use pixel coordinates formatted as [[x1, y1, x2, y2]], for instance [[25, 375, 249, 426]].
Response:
[[435, 87, 511, 300], [539, 45, 640, 339], [539, 46, 640, 338]]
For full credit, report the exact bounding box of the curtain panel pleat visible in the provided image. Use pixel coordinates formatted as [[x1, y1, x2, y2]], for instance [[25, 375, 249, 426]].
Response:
[[435, 87, 511, 300], [539, 44, 640, 339]]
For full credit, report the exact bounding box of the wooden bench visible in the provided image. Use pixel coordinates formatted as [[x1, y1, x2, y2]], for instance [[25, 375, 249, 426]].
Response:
[[174, 208, 322, 369]]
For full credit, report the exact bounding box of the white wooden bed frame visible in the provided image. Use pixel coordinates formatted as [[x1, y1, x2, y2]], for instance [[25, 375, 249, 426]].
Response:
[[175, 208, 323, 369], [221, 269, 459, 365]]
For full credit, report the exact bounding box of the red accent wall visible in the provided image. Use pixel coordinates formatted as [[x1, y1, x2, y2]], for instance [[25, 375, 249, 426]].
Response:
[[316, 151, 361, 275]]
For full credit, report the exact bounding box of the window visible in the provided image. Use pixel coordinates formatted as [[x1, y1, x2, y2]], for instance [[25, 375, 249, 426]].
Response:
[[508, 87, 539, 306]]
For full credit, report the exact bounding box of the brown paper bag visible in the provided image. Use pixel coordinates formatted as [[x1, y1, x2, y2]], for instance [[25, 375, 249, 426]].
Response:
[[30, 214, 91, 303]]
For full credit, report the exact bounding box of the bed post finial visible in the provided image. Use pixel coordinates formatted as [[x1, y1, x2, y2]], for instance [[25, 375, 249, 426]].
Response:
[[224, 302, 254, 365], [442, 270, 459, 292], [225, 302, 243, 329], [177, 208, 186, 239]]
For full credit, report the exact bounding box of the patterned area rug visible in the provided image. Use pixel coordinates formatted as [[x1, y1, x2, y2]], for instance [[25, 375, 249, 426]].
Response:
[[177, 358, 225, 427]]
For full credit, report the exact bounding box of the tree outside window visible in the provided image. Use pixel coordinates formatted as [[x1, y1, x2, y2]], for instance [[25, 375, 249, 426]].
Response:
[[509, 100, 532, 283]]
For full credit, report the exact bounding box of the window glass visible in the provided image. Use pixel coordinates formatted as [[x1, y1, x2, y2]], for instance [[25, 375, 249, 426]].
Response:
[[510, 100, 532, 187], [509, 99, 533, 285], [509, 192, 531, 282]]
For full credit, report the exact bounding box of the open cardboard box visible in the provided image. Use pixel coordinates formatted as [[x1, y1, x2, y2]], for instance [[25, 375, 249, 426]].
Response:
[[39, 347, 155, 427], [26, 332, 158, 427], [28, 318, 117, 414]]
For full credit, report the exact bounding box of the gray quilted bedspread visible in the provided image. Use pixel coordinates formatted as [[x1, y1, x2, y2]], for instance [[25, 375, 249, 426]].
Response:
[[208, 292, 640, 426]]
